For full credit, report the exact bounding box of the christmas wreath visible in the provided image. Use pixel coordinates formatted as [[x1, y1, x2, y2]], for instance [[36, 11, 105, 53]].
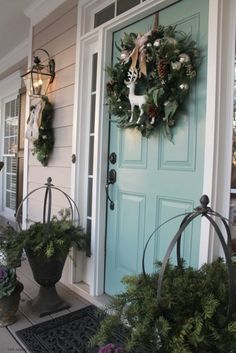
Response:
[[106, 25, 201, 139]]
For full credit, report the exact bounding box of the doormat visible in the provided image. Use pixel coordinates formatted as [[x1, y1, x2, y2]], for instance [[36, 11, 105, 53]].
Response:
[[16, 305, 126, 353]]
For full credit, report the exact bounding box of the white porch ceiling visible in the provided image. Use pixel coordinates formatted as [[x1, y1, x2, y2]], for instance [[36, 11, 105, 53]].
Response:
[[0, 0, 33, 62]]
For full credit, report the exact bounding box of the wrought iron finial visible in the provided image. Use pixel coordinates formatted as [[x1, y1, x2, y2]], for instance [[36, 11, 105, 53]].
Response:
[[46, 177, 52, 185], [200, 194, 209, 209]]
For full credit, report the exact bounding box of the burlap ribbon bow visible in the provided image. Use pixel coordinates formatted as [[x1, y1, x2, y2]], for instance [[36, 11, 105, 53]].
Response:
[[129, 31, 152, 77]]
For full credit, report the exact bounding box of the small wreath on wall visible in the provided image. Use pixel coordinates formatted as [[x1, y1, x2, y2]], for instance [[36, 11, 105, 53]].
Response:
[[106, 25, 201, 139], [26, 96, 54, 166]]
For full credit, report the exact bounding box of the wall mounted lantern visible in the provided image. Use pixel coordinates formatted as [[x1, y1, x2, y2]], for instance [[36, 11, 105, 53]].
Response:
[[21, 48, 55, 97]]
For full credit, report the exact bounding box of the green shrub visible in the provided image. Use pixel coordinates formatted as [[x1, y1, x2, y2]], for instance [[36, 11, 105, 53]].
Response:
[[94, 259, 236, 353]]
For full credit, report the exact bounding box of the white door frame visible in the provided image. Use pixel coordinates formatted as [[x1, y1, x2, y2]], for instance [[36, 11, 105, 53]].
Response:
[[71, 0, 235, 296], [199, 0, 236, 263]]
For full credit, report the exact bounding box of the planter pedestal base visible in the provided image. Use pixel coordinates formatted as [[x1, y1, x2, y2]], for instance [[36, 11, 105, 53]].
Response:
[[28, 285, 70, 317]]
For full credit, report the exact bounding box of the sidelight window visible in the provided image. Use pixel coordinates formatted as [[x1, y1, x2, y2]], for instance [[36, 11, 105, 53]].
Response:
[[86, 53, 98, 246]]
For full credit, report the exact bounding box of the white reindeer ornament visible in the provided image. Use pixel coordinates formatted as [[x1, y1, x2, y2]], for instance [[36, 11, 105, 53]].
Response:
[[125, 68, 147, 124]]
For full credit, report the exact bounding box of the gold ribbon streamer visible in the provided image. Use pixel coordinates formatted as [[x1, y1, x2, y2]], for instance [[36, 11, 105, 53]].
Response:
[[129, 13, 159, 77]]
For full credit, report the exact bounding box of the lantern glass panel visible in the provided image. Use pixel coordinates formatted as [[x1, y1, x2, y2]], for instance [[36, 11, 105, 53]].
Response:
[[22, 70, 51, 97], [31, 71, 50, 97]]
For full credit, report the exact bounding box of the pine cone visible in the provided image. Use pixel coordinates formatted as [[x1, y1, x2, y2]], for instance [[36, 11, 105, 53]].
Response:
[[106, 81, 114, 96], [186, 64, 196, 79], [147, 103, 161, 122], [157, 59, 168, 80]]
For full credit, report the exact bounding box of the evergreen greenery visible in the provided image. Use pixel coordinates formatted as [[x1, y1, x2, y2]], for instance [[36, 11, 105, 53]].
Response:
[[1, 209, 86, 262], [0, 266, 17, 299], [0, 226, 22, 268], [106, 25, 201, 139], [93, 259, 236, 353], [32, 95, 54, 166]]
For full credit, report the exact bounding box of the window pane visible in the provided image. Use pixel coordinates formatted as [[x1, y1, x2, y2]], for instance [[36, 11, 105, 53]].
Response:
[[117, 0, 140, 15], [5, 157, 17, 211], [5, 102, 10, 117], [94, 3, 115, 28], [91, 53, 98, 92], [6, 191, 16, 210], [87, 178, 93, 217], [6, 157, 16, 174], [90, 95, 96, 134], [88, 136, 94, 175], [4, 136, 17, 154], [10, 100, 15, 116], [86, 218, 91, 239], [4, 138, 10, 154], [3, 98, 18, 212], [4, 98, 18, 154], [6, 174, 16, 192]]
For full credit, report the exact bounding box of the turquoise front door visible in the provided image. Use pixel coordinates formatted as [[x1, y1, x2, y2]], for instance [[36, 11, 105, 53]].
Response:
[[105, 0, 209, 295]]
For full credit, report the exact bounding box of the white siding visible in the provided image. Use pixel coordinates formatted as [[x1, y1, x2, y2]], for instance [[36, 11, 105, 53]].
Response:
[[28, 0, 78, 220]]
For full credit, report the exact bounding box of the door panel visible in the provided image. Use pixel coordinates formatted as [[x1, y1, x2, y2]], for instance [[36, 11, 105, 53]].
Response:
[[119, 129, 147, 168], [116, 191, 145, 273], [105, 0, 208, 295]]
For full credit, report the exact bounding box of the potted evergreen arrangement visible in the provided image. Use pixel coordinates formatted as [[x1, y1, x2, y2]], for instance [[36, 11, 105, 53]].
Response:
[[94, 259, 236, 353], [2, 208, 86, 317], [1, 177, 88, 317], [0, 265, 23, 326], [94, 196, 236, 353]]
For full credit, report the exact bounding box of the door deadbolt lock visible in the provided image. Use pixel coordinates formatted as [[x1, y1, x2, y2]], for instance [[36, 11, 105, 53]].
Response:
[[109, 152, 117, 165]]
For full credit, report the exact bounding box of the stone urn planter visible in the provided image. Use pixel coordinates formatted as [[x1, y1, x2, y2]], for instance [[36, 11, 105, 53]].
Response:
[[25, 247, 69, 316]]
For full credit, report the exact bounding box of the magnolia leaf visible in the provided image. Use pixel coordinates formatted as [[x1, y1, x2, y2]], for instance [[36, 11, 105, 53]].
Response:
[[152, 88, 164, 106], [163, 124, 173, 141], [164, 100, 178, 123]]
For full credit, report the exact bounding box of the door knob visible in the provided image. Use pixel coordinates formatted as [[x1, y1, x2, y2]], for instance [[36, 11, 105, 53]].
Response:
[[107, 169, 116, 184]]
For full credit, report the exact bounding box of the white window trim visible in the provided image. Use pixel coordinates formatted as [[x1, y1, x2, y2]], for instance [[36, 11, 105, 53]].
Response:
[[72, 33, 103, 294], [71, 0, 235, 297], [81, 0, 116, 35], [0, 72, 21, 219]]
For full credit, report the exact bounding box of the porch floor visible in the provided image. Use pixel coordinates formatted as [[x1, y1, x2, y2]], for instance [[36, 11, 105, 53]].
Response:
[[1, 261, 91, 353]]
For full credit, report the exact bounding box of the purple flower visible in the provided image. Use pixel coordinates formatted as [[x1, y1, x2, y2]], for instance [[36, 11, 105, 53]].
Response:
[[0, 266, 7, 282], [98, 343, 124, 353]]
